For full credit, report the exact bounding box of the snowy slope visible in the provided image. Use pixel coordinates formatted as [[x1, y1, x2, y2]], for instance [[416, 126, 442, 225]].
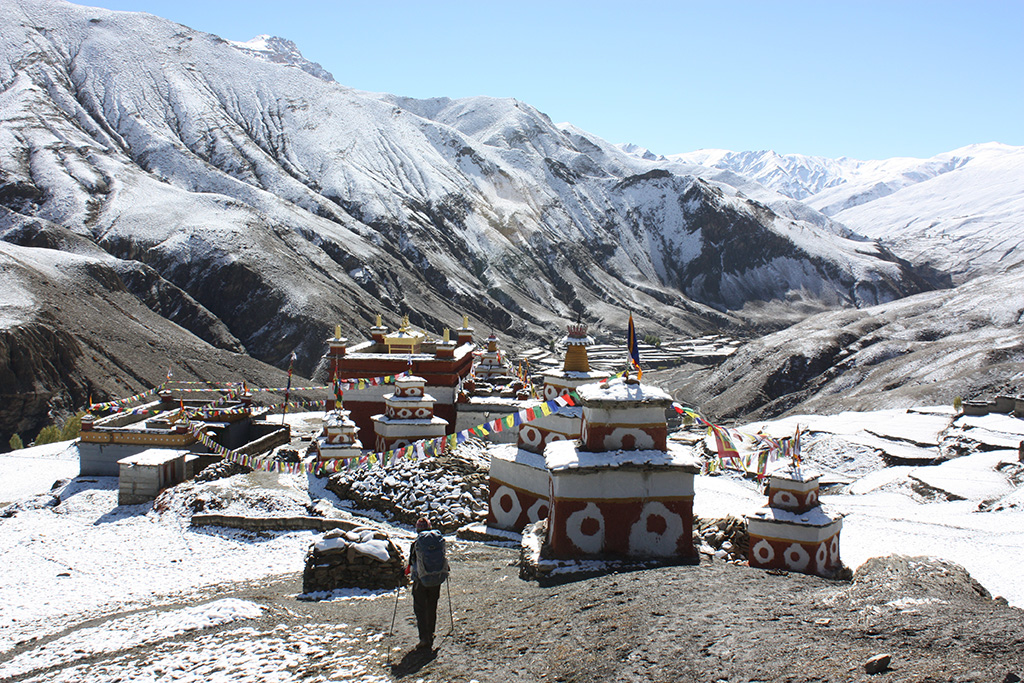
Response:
[[668, 148, 858, 201], [228, 35, 335, 82], [670, 144, 1024, 282], [814, 144, 1024, 281], [0, 0, 937, 439], [677, 267, 1024, 420]]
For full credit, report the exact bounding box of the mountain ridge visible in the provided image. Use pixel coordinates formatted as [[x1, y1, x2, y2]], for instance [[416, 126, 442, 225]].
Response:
[[664, 142, 1024, 282], [0, 0, 1016, 442]]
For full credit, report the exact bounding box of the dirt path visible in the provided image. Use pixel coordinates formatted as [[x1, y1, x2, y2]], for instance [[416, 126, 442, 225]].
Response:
[[234, 541, 1024, 683]]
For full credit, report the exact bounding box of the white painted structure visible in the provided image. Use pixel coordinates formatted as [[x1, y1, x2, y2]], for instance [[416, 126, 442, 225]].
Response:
[[117, 448, 187, 505]]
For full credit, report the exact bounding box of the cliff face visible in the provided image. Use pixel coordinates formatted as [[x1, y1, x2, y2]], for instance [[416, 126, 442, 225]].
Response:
[[0, 321, 87, 440]]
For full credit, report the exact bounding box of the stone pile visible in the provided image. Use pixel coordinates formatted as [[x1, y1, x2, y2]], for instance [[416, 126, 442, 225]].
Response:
[[193, 459, 252, 483], [694, 515, 749, 564], [327, 450, 489, 531], [302, 527, 405, 593]]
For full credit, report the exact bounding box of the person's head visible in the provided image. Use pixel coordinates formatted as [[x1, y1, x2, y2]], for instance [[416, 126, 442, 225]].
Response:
[[415, 517, 431, 532]]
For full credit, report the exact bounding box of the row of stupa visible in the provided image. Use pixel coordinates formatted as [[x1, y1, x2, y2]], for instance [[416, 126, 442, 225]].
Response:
[[314, 316, 843, 576], [486, 324, 701, 561], [485, 323, 842, 574]]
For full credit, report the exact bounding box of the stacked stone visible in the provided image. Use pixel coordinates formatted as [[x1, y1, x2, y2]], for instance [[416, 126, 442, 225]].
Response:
[[302, 527, 406, 593], [694, 516, 749, 563], [327, 454, 489, 531]]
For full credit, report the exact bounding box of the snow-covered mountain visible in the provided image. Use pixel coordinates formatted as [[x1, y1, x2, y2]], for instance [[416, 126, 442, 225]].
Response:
[[228, 35, 335, 82], [670, 144, 1024, 282], [0, 0, 936, 438], [668, 149, 857, 201]]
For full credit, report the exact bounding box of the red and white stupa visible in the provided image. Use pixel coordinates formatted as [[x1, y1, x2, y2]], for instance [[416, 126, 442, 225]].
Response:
[[745, 465, 844, 577], [474, 332, 508, 381], [487, 323, 610, 533], [371, 375, 449, 452], [516, 323, 609, 455], [543, 377, 700, 560], [314, 408, 364, 464], [540, 323, 609, 401], [324, 315, 474, 440]]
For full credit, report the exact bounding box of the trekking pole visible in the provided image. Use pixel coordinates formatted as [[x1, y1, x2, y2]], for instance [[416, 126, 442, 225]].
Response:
[[387, 584, 401, 666], [446, 576, 455, 634]]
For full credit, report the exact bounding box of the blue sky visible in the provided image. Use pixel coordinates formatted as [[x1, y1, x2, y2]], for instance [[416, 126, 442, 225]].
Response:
[[80, 0, 1022, 160]]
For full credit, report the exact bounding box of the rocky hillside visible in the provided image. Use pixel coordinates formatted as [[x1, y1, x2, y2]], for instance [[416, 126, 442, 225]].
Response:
[[675, 267, 1024, 421], [0, 225, 293, 441], [3, 0, 1021, 440]]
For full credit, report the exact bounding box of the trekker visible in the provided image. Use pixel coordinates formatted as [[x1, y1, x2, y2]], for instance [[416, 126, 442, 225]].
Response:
[[406, 517, 449, 650]]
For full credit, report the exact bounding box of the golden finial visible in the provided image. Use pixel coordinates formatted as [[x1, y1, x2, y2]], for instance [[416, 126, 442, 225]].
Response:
[[462, 314, 469, 328], [444, 328, 450, 343], [334, 324, 342, 338], [375, 313, 382, 327]]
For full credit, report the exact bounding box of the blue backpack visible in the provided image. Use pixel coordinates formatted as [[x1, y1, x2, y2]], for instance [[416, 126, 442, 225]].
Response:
[[414, 530, 450, 587]]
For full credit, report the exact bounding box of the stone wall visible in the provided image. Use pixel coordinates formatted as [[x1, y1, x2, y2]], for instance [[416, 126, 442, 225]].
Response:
[[961, 396, 1024, 418], [326, 454, 488, 531], [303, 527, 406, 593], [190, 514, 380, 533], [234, 424, 291, 457]]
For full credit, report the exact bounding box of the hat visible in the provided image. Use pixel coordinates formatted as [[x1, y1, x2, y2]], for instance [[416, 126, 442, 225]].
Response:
[[415, 517, 431, 531]]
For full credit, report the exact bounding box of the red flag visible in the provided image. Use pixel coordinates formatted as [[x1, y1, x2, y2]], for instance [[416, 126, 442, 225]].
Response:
[[711, 424, 739, 461]]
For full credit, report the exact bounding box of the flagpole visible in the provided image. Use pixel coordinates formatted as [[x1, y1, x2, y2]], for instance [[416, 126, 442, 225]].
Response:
[[282, 351, 296, 425], [627, 313, 643, 380]]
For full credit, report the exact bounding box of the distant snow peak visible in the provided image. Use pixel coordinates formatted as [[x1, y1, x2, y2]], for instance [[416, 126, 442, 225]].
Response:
[[668, 149, 853, 201], [616, 143, 664, 162], [229, 34, 335, 82]]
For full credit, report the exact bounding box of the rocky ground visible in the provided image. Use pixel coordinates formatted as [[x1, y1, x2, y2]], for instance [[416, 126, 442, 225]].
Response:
[[89, 541, 1021, 683], [7, 425, 1023, 683]]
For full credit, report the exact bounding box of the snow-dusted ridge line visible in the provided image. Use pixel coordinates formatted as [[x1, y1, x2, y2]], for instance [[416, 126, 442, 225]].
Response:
[[228, 34, 335, 83], [664, 142, 1024, 280], [0, 0, 927, 366]]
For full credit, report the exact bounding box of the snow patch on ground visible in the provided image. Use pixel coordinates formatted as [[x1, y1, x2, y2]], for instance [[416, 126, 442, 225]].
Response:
[[0, 598, 264, 678], [2, 402, 1023, 682]]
